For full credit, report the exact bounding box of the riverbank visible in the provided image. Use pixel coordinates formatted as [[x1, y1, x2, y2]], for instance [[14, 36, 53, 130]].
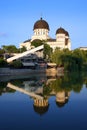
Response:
[[0, 67, 64, 82], [0, 68, 46, 76]]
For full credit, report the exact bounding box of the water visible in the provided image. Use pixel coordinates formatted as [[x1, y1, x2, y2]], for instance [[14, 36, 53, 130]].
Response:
[[0, 72, 87, 130]]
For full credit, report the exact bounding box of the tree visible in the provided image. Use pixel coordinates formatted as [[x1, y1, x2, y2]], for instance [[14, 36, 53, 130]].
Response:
[[18, 46, 27, 53], [2, 45, 18, 53], [0, 59, 8, 67], [31, 39, 44, 47], [50, 48, 63, 65], [21, 46, 27, 52], [50, 48, 84, 71], [43, 43, 53, 60], [0, 49, 4, 55], [9, 60, 23, 68]]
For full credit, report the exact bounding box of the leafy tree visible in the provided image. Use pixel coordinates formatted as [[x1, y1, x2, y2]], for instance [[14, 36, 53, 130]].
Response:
[[43, 43, 53, 60], [18, 46, 27, 53], [0, 49, 4, 55], [51, 48, 65, 65], [45, 72, 83, 93], [0, 59, 8, 67], [10, 60, 23, 68], [2, 45, 18, 53], [21, 46, 27, 52], [31, 39, 44, 47], [50, 47, 87, 71]]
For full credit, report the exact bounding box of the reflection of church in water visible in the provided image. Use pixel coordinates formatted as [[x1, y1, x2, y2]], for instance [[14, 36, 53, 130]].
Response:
[[7, 79, 70, 115], [33, 91, 70, 115]]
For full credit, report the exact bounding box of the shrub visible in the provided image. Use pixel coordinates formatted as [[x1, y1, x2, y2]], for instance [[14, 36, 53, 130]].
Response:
[[0, 59, 8, 67], [10, 60, 23, 68]]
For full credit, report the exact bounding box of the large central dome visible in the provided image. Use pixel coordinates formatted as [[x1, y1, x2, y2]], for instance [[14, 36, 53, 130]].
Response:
[[33, 18, 50, 30]]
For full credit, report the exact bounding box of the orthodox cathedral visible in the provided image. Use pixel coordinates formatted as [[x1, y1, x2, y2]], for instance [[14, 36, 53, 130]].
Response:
[[20, 18, 71, 51]]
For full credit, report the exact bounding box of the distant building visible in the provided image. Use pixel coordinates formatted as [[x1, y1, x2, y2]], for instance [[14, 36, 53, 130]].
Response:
[[78, 47, 87, 51], [20, 17, 71, 51]]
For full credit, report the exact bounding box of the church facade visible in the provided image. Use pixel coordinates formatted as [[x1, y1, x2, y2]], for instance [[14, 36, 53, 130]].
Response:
[[20, 18, 71, 51]]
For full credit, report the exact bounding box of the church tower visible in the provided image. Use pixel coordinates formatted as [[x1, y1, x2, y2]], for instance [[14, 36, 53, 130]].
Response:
[[31, 17, 50, 41]]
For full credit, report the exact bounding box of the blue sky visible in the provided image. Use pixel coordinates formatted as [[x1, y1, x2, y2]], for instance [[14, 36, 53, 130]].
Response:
[[0, 0, 87, 50]]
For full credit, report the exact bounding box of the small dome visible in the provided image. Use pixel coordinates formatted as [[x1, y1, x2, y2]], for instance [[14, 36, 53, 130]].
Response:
[[33, 17, 50, 30], [56, 27, 69, 36], [33, 104, 49, 115], [56, 99, 69, 108], [65, 31, 69, 36], [56, 27, 65, 34]]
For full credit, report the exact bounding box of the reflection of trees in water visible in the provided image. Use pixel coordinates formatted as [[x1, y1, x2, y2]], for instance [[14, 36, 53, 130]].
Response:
[[10, 76, 45, 88], [9, 72, 85, 95], [42, 72, 87, 108], [0, 82, 15, 95], [10, 77, 37, 87], [82, 72, 87, 88], [44, 72, 84, 94], [1, 72, 87, 115]]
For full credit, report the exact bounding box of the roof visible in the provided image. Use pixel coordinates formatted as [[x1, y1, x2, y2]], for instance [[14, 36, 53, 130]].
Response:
[[33, 17, 50, 30], [65, 31, 69, 36], [56, 27, 69, 36], [47, 39, 56, 42], [23, 39, 31, 43], [33, 104, 49, 115]]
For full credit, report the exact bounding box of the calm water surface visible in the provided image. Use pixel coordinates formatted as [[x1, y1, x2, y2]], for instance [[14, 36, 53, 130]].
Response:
[[0, 73, 87, 130]]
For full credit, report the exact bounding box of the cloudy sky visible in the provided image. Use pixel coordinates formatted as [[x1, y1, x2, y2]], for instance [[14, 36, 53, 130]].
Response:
[[0, 0, 87, 49]]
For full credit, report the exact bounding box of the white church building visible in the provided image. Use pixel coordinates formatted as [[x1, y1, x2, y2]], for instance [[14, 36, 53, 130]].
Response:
[[20, 17, 71, 51]]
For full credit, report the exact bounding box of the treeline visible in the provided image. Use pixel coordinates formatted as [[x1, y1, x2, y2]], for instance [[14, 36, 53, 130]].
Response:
[[50, 48, 87, 71], [43, 72, 84, 96], [0, 44, 87, 71], [42, 44, 87, 72], [0, 45, 26, 55], [0, 45, 27, 68]]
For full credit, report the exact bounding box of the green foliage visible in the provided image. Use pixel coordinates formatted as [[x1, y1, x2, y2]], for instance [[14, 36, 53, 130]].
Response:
[[17, 46, 27, 53], [43, 72, 83, 94], [2, 45, 27, 54], [43, 43, 53, 60], [2, 45, 18, 53], [0, 48, 5, 59], [50, 48, 87, 71], [20, 46, 27, 52], [31, 39, 44, 47], [0, 82, 15, 95], [0, 82, 7, 88], [10, 79, 23, 86], [43, 83, 52, 97], [0, 59, 8, 67], [51, 48, 63, 65], [10, 60, 23, 68], [0, 49, 4, 55]]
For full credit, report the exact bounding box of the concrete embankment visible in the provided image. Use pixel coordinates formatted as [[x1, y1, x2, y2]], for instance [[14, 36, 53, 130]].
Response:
[[0, 67, 64, 82], [0, 68, 46, 76]]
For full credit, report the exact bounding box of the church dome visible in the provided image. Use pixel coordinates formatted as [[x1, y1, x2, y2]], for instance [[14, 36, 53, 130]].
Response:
[[65, 31, 69, 36], [56, 27, 65, 34], [56, 27, 69, 36], [33, 104, 49, 115], [33, 18, 50, 30]]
